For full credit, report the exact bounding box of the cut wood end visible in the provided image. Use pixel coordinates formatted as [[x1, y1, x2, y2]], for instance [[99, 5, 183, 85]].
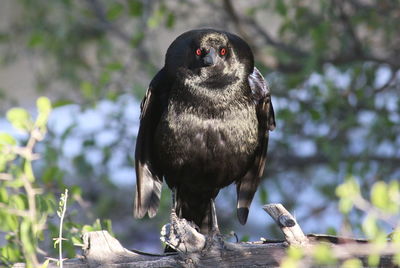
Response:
[[263, 203, 309, 246], [83, 230, 139, 266]]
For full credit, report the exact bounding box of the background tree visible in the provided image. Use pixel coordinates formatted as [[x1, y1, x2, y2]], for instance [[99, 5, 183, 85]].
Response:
[[0, 0, 399, 264]]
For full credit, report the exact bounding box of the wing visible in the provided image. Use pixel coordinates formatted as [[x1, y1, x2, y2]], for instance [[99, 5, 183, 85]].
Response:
[[134, 68, 170, 219], [236, 67, 276, 225]]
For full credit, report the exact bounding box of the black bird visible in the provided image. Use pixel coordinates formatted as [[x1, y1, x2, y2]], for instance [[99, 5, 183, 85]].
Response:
[[134, 29, 275, 234]]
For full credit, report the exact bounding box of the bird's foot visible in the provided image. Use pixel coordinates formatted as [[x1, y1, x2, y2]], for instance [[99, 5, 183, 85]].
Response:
[[201, 227, 225, 253], [160, 210, 206, 253], [211, 228, 224, 244]]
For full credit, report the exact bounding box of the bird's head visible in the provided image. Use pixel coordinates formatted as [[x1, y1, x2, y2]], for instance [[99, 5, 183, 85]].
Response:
[[165, 29, 254, 89]]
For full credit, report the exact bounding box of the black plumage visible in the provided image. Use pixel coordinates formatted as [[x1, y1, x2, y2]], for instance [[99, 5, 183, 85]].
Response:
[[134, 29, 275, 234]]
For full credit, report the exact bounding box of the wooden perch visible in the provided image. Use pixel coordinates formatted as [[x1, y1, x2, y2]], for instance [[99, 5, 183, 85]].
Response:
[[50, 203, 399, 268]]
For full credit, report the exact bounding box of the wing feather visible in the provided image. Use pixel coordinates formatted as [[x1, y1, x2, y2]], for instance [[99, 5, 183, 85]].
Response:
[[236, 67, 276, 224], [134, 68, 169, 219]]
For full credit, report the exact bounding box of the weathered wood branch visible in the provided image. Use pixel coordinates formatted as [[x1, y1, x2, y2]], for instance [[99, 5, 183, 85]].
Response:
[[263, 203, 309, 246], [51, 203, 399, 268]]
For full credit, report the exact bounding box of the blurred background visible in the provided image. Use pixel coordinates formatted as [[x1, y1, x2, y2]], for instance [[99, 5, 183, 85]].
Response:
[[0, 0, 399, 262]]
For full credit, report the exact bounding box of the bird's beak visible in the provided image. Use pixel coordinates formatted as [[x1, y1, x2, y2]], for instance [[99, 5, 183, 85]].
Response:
[[203, 47, 217, 66]]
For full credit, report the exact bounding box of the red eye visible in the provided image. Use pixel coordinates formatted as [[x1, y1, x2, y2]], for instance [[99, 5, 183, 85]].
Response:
[[220, 48, 227, 56], [196, 48, 202, 56]]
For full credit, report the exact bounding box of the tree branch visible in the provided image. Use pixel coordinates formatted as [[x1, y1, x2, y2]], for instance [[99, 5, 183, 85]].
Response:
[[53, 204, 399, 267], [223, 0, 400, 72], [85, 0, 131, 43]]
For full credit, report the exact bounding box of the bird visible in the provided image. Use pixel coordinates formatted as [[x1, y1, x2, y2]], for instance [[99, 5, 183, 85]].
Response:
[[134, 28, 275, 235]]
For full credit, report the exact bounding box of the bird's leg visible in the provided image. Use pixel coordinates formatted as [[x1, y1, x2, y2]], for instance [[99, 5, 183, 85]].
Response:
[[170, 187, 180, 230], [162, 187, 207, 253], [203, 198, 224, 250], [171, 187, 177, 213], [210, 198, 220, 234], [163, 188, 178, 253]]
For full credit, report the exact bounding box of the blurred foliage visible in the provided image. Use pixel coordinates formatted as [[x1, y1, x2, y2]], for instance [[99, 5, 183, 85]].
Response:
[[0, 99, 113, 266], [281, 179, 399, 267], [0, 97, 53, 267], [0, 0, 399, 265]]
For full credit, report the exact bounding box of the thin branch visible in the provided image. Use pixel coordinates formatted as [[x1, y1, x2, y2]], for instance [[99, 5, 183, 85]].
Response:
[[244, 16, 308, 58], [0, 203, 30, 217], [334, 0, 363, 56], [352, 196, 399, 227], [0, 173, 12, 180], [85, 0, 131, 43], [374, 69, 398, 93], [58, 189, 69, 268], [222, 0, 307, 58], [223, 0, 400, 72]]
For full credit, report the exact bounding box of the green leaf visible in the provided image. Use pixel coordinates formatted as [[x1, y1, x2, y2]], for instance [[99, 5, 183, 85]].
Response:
[[53, 237, 60, 248], [240, 235, 250, 242], [81, 81, 94, 99], [147, 6, 165, 29], [36, 194, 50, 214], [20, 220, 36, 255], [52, 99, 74, 108], [326, 227, 337, 236], [341, 258, 362, 268], [309, 109, 321, 120], [107, 62, 124, 71], [24, 161, 35, 182], [395, 253, 400, 266], [36, 96, 52, 127], [71, 236, 82, 246], [388, 180, 400, 213], [28, 32, 45, 48], [166, 12, 175, 28], [280, 258, 299, 268], [371, 181, 399, 213], [102, 219, 113, 235], [392, 228, 400, 244], [371, 181, 388, 209], [128, 0, 143, 16], [10, 194, 27, 210], [81, 224, 95, 233], [0, 211, 18, 231], [275, 0, 287, 16], [0, 133, 17, 171], [70, 185, 82, 197], [338, 198, 353, 214], [0, 187, 9, 202], [0, 158, 7, 172], [6, 108, 33, 132], [0, 132, 17, 148], [107, 3, 124, 20], [40, 259, 50, 268], [368, 254, 380, 267], [42, 166, 64, 185], [336, 177, 360, 214], [99, 71, 111, 86], [287, 246, 303, 260], [130, 31, 144, 47], [362, 215, 379, 239], [5, 176, 24, 188], [313, 244, 336, 265], [0, 242, 22, 263]]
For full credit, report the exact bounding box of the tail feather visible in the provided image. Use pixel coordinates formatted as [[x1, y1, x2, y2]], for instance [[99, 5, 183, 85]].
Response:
[[134, 165, 162, 218]]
